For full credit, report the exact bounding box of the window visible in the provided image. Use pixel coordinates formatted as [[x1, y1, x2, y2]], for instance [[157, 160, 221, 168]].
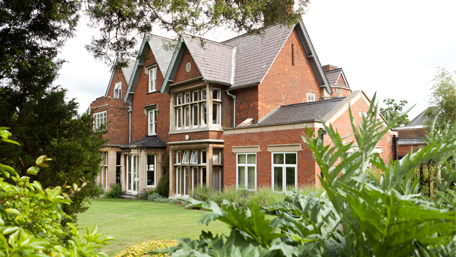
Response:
[[200, 168, 207, 186], [176, 107, 182, 129], [184, 93, 190, 104], [147, 155, 156, 186], [175, 151, 181, 164], [192, 167, 198, 190], [237, 153, 256, 191], [192, 91, 198, 102], [100, 152, 108, 190], [176, 94, 182, 105], [192, 105, 198, 126], [182, 151, 189, 164], [307, 93, 315, 102], [201, 103, 207, 126], [190, 151, 198, 164], [201, 89, 206, 100], [213, 103, 221, 125], [114, 82, 121, 98], [184, 106, 190, 128], [201, 151, 206, 164], [213, 150, 222, 164], [93, 111, 107, 131], [272, 153, 297, 192], [149, 67, 157, 92], [213, 88, 221, 100], [116, 152, 122, 184], [148, 109, 156, 135]]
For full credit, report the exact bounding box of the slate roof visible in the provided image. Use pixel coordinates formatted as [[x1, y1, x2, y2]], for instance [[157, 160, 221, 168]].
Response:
[[120, 136, 167, 149], [325, 68, 343, 85], [121, 59, 136, 84], [223, 24, 294, 88], [183, 35, 234, 85], [147, 35, 176, 77], [405, 108, 430, 127], [258, 98, 345, 126]]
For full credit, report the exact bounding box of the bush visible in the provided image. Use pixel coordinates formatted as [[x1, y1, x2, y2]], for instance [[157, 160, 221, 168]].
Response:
[[0, 128, 111, 255], [115, 240, 178, 257], [148, 193, 161, 201], [93, 182, 105, 197], [105, 183, 123, 198], [156, 172, 169, 198]]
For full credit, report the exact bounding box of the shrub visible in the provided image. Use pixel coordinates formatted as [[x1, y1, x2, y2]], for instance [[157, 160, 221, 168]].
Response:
[[93, 182, 105, 197], [105, 183, 123, 198], [156, 174, 169, 198], [0, 128, 111, 255], [148, 193, 161, 201], [115, 240, 178, 257]]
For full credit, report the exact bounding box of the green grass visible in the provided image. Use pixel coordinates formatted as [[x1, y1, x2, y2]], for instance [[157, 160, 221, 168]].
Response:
[[77, 198, 231, 256]]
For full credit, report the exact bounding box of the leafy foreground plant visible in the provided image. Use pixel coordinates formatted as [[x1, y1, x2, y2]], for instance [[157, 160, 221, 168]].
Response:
[[153, 95, 456, 257], [115, 240, 178, 257], [0, 128, 112, 256]]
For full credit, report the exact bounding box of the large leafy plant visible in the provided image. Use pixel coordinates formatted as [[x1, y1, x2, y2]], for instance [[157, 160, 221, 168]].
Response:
[[155, 95, 456, 256], [0, 127, 111, 256]]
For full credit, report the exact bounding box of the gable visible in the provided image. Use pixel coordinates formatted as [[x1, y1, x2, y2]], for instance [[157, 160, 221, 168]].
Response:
[[173, 46, 202, 83]]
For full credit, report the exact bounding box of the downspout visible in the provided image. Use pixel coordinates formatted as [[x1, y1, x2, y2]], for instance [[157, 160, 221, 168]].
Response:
[[392, 135, 398, 161], [226, 90, 237, 127], [319, 128, 327, 178], [128, 103, 132, 143]]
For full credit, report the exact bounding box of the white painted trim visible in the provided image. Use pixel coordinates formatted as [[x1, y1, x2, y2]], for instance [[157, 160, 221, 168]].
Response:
[[224, 122, 323, 135], [168, 139, 224, 145], [271, 152, 298, 192], [236, 153, 257, 191]]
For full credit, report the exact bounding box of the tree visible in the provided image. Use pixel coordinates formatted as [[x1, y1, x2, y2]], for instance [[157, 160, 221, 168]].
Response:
[[0, 128, 111, 256], [380, 98, 410, 126], [425, 67, 456, 126], [85, 0, 310, 67]]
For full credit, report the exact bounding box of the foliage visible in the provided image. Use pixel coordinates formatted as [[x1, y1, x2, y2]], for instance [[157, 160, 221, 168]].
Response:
[[380, 98, 410, 126], [0, 128, 112, 256], [425, 67, 456, 126], [116, 240, 178, 257], [85, 0, 310, 67], [105, 183, 124, 198], [154, 94, 456, 256], [190, 186, 322, 211], [139, 188, 157, 200], [95, 183, 106, 197], [156, 158, 170, 197], [148, 192, 162, 201]]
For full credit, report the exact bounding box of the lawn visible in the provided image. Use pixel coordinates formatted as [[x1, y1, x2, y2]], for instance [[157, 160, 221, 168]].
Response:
[[77, 198, 231, 256]]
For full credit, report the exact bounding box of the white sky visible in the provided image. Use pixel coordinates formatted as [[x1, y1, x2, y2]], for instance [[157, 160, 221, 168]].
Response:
[[56, 0, 456, 120]]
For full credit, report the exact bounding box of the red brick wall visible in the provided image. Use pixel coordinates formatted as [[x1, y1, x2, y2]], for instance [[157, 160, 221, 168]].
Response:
[[329, 97, 394, 163], [223, 127, 321, 189], [258, 28, 321, 120], [90, 97, 129, 145], [398, 145, 422, 156], [169, 131, 223, 142], [229, 86, 259, 125], [336, 75, 346, 86], [173, 47, 202, 83], [106, 68, 129, 99], [131, 46, 170, 143]]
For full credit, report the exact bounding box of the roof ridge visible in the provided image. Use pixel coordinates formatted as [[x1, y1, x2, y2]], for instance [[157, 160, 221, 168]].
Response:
[[221, 23, 286, 44], [182, 34, 234, 49], [146, 33, 176, 41]]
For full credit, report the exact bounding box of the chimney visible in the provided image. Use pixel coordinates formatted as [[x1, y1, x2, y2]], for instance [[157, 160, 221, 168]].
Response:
[[322, 64, 338, 72], [263, 0, 295, 26]]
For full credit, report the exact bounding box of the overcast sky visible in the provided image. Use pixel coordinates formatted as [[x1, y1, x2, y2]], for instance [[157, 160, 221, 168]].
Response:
[[55, 0, 456, 120]]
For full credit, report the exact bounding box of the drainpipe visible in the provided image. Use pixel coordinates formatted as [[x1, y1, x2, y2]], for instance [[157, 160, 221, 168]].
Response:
[[319, 128, 327, 178], [226, 90, 237, 127], [128, 103, 132, 143], [392, 135, 398, 161]]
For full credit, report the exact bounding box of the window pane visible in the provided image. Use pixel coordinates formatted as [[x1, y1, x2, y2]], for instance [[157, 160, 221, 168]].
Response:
[[201, 103, 206, 125], [147, 170, 155, 186], [192, 105, 198, 126], [192, 168, 198, 189], [185, 93, 190, 103], [147, 155, 155, 168], [176, 108, 181, 128], [213, 150, 220, 164], [247, 167, 255, 190], [201, 168, 206, 185], [192, 91, 198, 102], [182, 151, 189, 163], [247, 154, 256, 164], [238, 166, 245, 189], [285, 153, 296, 164], [213, 89, 219, 100], [238, 154, 246, 164], [273, 153, 284, 164], [212, 103, 218, 124], [201, 89, 206, 100], [190, 151, 198, 164], [184, 106, 189, 127], [274, 167, 283, 191], [286, 167, 296, 189], [185, 168, 190, 195], [201, 151, 206, 164]]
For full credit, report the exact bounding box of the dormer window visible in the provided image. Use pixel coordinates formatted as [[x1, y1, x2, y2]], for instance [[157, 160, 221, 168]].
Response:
[[307, 93, 315, 102], [114, 82, 122, 98], [149, 66, 157, 92]]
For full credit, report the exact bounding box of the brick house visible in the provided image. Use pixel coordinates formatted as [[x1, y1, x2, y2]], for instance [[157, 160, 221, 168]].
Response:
[[393, 109, 429, 158], [90, 20, 397, 196]]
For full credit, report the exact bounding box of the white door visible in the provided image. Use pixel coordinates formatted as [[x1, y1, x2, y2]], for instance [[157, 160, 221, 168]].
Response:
[[126, 155, 139, 194]]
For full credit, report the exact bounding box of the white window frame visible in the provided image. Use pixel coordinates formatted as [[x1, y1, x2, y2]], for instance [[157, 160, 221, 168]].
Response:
[[146, 154, 156, 187], [184, 92, 190, 104], [213, 103, 221, 126], [175, 151, 181, 164], [190, 151, 198, 164], [192, 91, 198, 102], [114, 82, 122, 98], [148, 109, 157, 135], [182, 151, 190, 164], [201, 89, 206, 100], [192, 104, 198, 127], [213, 88, 221, 100], [213, 150, 222, 164], [307, 93, 315, 102], [200, 151, 207, 164], [149, 67, 157, 92], [236, 153, 257, 191], [183, 105, 190, 128], [200, 103, 207, 127], [176, 167, 181, 195], [93, 111, 107, 131], [271, 152, 298, 192], [176, 107, 182, 129], [176, 94, 182, 105]]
